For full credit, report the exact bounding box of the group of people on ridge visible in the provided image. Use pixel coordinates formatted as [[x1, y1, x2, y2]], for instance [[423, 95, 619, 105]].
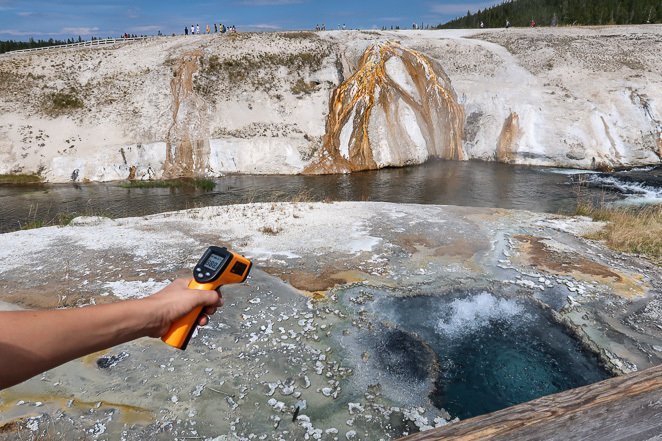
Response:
[[184, 23, 236, 36]]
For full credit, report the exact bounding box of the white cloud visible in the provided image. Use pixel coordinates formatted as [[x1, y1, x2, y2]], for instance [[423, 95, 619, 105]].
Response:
[[244, 23, 282, 30], [376, 16, 405, 22], [429, 1, 500, 15], [129, 25, 161, 32], [61, 27, 100, 35], [0, 29, 49, 36], [127, 7, 140, 19]]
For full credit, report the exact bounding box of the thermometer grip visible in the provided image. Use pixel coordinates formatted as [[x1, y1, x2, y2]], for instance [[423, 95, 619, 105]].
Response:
[[161, 279, 220, 350]]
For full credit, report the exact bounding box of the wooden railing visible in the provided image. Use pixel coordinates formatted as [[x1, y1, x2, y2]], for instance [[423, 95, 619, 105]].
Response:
[[398, 363, 662, 440], [0, 36, 153, 57]]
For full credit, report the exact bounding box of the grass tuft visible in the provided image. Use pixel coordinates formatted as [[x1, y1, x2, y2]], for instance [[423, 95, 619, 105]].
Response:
[[259, 226, 281, 235], [291, 78, 318, 96], [120, 178, 216, 190], [43, 89, 84, 116], [19, 220, 45, 230], [0, 173, 43, 184], [276, 31, 318, 40]]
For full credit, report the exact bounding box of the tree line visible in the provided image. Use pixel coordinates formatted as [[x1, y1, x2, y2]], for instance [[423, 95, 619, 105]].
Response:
[[0, 36, 102, 54], [438, 0, 661, 28]]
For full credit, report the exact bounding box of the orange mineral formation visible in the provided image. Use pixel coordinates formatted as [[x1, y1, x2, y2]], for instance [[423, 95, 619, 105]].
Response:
[[163, 50, 210, 178], [305, 41, 465, 174], [496, 112, 520, 163]]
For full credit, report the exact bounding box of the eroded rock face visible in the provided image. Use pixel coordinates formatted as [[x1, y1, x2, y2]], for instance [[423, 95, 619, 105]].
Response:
[[163, 50, 210, 178], [305, 42, 464, 174]]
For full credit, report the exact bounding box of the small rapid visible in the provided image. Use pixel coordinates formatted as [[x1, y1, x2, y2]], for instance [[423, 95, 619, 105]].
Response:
[[584, 172, 662, 205]]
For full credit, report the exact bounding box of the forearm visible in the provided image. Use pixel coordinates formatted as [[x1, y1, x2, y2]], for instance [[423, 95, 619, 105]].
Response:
[[0, 278, 220, 390], [0, 299, 154, 389]]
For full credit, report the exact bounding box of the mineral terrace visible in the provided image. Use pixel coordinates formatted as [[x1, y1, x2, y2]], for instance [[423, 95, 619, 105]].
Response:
[[0, 202, 660, 439]]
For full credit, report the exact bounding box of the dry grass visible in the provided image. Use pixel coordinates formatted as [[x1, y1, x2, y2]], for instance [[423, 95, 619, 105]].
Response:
[[276, 31, 318, 40], [194, 48, 329, 98], [288, 189, 314, 203], [291, 78, 318, 96], [259, 225, 281, 235], [120, 178, 216, 190], [576, 201, 661, 265]]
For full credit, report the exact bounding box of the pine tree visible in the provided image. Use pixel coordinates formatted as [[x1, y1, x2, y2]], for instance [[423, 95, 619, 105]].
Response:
[[436, 0, 662, 28]]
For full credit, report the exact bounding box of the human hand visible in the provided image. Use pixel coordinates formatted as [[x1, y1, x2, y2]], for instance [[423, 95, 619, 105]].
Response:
[[141, 278, 224, 338]]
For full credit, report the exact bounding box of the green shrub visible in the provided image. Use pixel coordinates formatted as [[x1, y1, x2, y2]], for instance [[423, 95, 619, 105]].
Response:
[[0, 173, 43, 184], [43, 89, 84, 116]]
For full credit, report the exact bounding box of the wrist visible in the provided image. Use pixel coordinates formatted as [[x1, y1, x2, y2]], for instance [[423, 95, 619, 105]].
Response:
[[130, 298, 165, 339]]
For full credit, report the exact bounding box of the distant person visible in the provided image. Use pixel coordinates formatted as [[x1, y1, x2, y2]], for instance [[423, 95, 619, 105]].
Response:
[[214, 23, 218, 33], [322, 23, 326, 31], [191, 24, 195, 34], [196, 24, 200, 34], [206, 24, 210, 34], [480, 21, 485, 28], [185, 26, 189, 36], [530, 19, 536, 27], [412, 22, 417, 29], [342, 23, 346, 30], [505, 20, 511, 28]]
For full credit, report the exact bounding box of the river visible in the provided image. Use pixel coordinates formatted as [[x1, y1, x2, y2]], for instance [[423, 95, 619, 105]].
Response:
[[1, 161, 660, 233]]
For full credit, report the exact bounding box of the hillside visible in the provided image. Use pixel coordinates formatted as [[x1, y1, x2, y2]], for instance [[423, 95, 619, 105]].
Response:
[[0, 27, 660, 182], [439, 0, 662, 28]]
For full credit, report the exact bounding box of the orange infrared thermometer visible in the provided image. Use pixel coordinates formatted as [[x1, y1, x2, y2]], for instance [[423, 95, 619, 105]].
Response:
[[161, 246, 252, 350]]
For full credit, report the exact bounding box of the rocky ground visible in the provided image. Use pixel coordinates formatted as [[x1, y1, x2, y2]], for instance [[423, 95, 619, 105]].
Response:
[[0, 202, 659, 439], [0, 26, 660, 182]]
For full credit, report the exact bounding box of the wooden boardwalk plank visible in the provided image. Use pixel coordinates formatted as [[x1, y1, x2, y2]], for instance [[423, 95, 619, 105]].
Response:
[[399, 363, 662, 441]]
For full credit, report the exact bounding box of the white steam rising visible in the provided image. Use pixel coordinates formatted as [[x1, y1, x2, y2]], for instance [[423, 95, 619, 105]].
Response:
[[435, 292, 524, 337]]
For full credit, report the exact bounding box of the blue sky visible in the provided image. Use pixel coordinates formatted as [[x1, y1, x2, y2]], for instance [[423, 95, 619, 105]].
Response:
[[0, 1, 501, 40]]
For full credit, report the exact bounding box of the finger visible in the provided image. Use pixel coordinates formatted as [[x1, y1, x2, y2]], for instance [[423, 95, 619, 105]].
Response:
[[203, 305, 218, 316], [190, 289, 221, 308], [197, 314, 209, 326]]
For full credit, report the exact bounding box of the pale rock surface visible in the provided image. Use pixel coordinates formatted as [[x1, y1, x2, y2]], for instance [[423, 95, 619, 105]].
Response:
[[0, 27, 660, 182]]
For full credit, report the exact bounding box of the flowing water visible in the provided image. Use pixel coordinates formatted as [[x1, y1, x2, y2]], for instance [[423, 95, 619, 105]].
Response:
[[2, 161, 660, 233]]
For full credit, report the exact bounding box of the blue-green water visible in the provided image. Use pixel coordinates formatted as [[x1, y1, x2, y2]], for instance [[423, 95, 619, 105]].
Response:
[[342, 290, 610, 420]]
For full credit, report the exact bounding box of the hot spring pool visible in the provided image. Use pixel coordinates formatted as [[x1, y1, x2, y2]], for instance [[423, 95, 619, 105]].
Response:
[[338, 288, 610, 420]]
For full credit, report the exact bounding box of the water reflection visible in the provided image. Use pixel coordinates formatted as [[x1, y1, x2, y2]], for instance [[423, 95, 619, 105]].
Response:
[[0, 161, 627, 233]]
